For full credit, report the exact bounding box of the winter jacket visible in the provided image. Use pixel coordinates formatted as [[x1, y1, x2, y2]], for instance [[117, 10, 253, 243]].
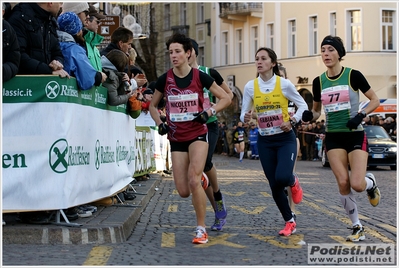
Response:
[[100, 42, 120, 56], [83, 28, 104, 72], [101, 56, 130, 106], [57, 30, 100, 90], [3, 19, 20, 82], [7, 3, 64, 74]]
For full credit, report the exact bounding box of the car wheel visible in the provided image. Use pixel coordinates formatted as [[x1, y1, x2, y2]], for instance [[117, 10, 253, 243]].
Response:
[[321, 149, 329, 167], [390, 165, 397, 170]]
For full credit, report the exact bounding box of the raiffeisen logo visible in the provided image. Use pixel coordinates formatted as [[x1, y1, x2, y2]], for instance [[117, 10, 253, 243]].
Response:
[[95, 88, 107, 105], [45, 81, 61, 99], [49, 139, 69, 173], [95, 140, 115, 170], [60, 84, 79, 98], [49, 139, 90, 173], [115, 140, 129, 166]]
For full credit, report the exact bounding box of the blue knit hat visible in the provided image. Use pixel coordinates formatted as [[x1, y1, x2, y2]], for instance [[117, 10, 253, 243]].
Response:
[[57, 12, 82, 36]]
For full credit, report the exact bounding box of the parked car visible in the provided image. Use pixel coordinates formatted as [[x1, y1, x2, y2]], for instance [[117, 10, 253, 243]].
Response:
[[321, 125, 397, 170]]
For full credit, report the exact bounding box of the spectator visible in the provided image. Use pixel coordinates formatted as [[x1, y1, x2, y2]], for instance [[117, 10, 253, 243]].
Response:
[[57, 12, 106, 90], [220, 122, 229, 156], [100, 26, 133, 56], [7, 3, 69, 77], [383, 117, 396, 137], [140, 88, 153, 113], [2, 3, 20, 82], [101, 49, 134, 106], [85, 4, 105, 71], [61, 2, 89, 27], [305, 123, 315, 160], [248, 122, 259, 159], [128, 48, 147, 91]]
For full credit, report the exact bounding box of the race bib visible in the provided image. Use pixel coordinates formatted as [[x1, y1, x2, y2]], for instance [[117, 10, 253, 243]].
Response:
[[168, 93, 199, 122], [321, 85, 351, 113], [257, 109, 284, 136]]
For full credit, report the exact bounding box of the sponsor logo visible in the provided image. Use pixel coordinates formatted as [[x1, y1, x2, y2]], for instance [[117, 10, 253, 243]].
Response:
[[49, 139, 91, 173], [94, 140, 115, 170], [95, 88, 107, 105], [45, 81, 61, 99]]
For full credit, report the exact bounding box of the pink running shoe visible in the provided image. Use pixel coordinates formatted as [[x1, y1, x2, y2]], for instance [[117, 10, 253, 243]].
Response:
[[290, 174, 303, 204], [279, 221, 296, 236]]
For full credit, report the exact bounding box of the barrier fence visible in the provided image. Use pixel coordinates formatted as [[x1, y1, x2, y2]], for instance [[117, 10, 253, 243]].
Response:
[[2, 75, 165, 212]]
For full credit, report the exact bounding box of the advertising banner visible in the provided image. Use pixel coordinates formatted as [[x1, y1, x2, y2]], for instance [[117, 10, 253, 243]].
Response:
[[2, 75, 154, 212]]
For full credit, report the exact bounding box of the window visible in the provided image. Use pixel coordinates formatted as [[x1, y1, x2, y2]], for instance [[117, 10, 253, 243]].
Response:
[[348, 10, 362, 51], [222, 32, 228, 65], [330, 12, 336, 36], [251, 26, 259, 59], [180, 3, 186, 25], [309, 16, 318, 55], [199, 46, 205, 66], [288, 20, 296, 57], [382, 10, 395, 50], [197, 3, 204, 23], [164, 4, 170, 30], [236, 29, 243, 64], [267, 23, 274, 50]]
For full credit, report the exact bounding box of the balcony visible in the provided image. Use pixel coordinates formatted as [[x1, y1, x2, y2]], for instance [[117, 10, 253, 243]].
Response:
[[219, 3, 263, 21]]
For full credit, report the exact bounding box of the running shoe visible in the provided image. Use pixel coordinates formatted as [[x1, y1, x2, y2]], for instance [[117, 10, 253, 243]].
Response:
[[346, 224, 365, 242], [279, 221, 296, 236], [201, 172, 209, 190], [292, 212, 297, 222], [211, 218, 226, 231], [192, 227, 208, 244], [290, 173, 303, 204], [366, 173, 380, 207], [214, 196, 227, 220]]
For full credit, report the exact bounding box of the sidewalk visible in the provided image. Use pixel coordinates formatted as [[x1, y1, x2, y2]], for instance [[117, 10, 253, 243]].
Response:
[[2, 155, 232, 245], [2, 175, 162, 245]]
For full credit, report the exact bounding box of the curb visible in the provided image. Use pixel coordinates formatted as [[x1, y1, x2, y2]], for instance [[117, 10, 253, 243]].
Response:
[[2, 175, 161, 245]]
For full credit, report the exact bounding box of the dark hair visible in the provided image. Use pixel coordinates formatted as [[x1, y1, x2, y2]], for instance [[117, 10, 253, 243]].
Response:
[[321, 35, 346, 60], [255, 47, 280, 76], [106, 49, 129, 72], [111, 26, 133, 44], [166, 33, 193, 54]]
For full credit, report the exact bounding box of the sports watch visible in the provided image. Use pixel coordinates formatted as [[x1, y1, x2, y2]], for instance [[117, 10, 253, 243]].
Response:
[[209, 107, 217, 116]]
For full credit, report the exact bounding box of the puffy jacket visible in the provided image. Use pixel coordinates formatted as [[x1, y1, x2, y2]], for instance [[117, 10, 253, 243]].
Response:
[[83, 28, 104, 72], [101, 56, 130, 106], [58, 30, 99, 90], [2, 19, 20, 82], [7, 3, 64, 74]]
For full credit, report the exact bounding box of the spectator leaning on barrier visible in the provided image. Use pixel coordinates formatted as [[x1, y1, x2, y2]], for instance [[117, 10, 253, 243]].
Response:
[[61, 2, 89, 27], [101, 49, 134, 106], [2, 3, 20, 82], [7, 3, 69, 78], [57, 12, 107, 90]]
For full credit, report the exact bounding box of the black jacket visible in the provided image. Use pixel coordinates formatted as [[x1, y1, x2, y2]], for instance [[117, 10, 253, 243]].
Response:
[[7, 3, 64, 74], [100, 42, 120, 56], [3, 19, 20, 82]]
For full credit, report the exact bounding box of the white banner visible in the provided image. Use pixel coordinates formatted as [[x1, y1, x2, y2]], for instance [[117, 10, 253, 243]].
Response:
[[2, 75, 155, 212]]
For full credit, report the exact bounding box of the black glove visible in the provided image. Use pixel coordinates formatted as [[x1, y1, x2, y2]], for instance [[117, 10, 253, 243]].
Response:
[[160, 115, 167, 123], [302, 110, 313, 122], [192, 110, 209, 124], [158, 123, 170, 135], [346, 113, 365, 130]]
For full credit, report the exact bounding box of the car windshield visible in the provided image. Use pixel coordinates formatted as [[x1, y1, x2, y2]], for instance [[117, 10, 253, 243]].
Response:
[[365, 126, 391, 139]]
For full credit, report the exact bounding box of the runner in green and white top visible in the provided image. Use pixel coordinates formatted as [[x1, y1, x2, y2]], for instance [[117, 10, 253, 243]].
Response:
[[302, 35, 381, 242], [189, 38, 233, 231]]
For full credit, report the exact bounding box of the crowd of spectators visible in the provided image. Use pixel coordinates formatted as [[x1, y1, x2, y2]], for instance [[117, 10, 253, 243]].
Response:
[[2, 2, 152, 224]]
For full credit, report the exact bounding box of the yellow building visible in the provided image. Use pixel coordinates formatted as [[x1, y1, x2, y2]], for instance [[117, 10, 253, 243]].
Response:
[[211, 2, 397, 112]]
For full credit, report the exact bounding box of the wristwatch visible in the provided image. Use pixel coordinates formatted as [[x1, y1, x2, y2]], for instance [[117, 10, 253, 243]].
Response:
[[289, 119, 296, 127], [209, 107, 217, 116], [360, 110, 367, 118]]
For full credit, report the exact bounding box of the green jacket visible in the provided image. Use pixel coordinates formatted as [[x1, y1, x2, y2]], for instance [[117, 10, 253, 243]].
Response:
[[84, 30, 104, 72]]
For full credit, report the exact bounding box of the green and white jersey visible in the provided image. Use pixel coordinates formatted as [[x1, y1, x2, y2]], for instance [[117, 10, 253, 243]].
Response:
[[320, 67, 362, 132]]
